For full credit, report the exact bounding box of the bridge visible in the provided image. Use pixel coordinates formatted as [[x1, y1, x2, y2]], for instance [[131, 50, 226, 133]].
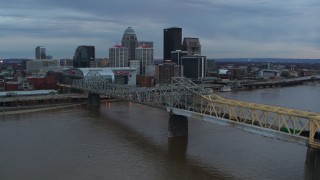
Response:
[[240, 75, 320, 89], [68, 72, 320, 149]]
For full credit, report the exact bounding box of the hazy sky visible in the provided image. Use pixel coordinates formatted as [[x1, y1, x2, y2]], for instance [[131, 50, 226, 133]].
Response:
[[0, 0, 319, 59]]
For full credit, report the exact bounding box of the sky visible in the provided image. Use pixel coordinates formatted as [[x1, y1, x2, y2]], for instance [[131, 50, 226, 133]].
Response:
[[0, 0, 320, 59]]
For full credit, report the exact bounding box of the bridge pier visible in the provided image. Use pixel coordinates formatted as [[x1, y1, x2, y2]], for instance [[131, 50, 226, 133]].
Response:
[[168, 113, 188, 137], [304, 148, 320, 179], [168, 137, 188, 160], [87, 93, 101, 106], [308, 118, 320, 149]]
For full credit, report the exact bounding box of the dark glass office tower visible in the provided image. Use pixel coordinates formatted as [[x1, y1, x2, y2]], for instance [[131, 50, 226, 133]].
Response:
[[73, 46, 95, 68], [181, 55, 207, 79], [163, 27, 182, 61], [35, 46, 46, 59]]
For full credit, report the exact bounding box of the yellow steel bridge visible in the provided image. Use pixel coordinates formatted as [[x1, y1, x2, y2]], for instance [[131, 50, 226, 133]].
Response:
[[69, 73, 320, 149]]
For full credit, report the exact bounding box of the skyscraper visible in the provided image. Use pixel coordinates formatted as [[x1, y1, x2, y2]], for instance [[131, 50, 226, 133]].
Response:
[[35, 46, 46, 59], [109, 44, 128, 67], [171, 50, 188, 66], [73, 46, 95, 68], [163, 27, 182, 61], [182, 37, 201, 55], [121, 27, 138, 60], [181, 55, 207, 79]]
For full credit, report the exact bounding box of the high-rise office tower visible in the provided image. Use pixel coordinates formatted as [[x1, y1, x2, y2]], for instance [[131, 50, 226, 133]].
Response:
[[35, 46, 46, 59], [121, 27, 138, 60], [73, 46, 95, 68], [135, 44, 154, 75], [181, 55, 207, 79], [109, 44, 128, 67], [163, 27, 182, 61], [182, 37, 201, 55], [171, 50, 188, 66]]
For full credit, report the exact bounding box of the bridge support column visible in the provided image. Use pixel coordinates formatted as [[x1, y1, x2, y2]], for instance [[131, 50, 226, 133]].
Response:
[[308, 118, 320, 149], [304, 148, 320, 179], [168, 137, 188, 160], [168, 114, 188, 137], [88, 93, 100, 106]]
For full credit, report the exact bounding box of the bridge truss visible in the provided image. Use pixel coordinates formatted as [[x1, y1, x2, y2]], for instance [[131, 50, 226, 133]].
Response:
[[71, 72, 320, 149]]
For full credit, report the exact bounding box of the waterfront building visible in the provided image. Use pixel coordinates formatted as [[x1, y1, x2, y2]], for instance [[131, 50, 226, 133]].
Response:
[[163, 27, 182, 61], [182, 37, 201, 55], [63, 67, 137, 86], [181, 55, 207, 79], [35, 46, 46, 60], [135, 44, 154, 75], [228, 67, 247, 80], [26, 59, 61, 73], [259, 70, 281, 79], [26, 75, 57, 90], [109, 44, 129, 67], [155, 61, 180, 84], [121, 27, 138, 60], [73, 46, 95, 68]]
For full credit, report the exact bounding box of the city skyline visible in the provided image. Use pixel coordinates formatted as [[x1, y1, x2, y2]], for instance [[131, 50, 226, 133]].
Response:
[[0, 0, 320, 59]]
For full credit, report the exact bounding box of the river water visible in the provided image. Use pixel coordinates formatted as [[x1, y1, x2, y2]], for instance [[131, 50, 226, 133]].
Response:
[[0, 82, 320, 180]]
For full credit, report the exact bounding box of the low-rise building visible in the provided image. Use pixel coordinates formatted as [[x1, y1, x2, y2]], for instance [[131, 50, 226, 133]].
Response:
[[155, 61, 180, 84], [259, 70, 281, 79], [63, 67, 137, 86]]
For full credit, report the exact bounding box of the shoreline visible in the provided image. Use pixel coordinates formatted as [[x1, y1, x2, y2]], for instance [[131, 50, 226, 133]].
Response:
[[1, 103, 87, 116], [1, 98, 122, 116]]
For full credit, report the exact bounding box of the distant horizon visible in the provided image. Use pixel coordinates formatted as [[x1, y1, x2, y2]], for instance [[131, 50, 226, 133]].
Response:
[[213, 58, 320, 63], [2, 57, 320, 65], [2, 57, 320, 60]]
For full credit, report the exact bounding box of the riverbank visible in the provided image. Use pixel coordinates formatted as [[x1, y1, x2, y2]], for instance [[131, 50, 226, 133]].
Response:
[[1, 103, 87, 116], [205, 76, 320, 92], [1, 97, 123, 116], [0, 93, 88, 116]]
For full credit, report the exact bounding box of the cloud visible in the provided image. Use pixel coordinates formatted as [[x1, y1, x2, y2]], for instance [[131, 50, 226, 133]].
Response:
[[0, 0, 319, 59]]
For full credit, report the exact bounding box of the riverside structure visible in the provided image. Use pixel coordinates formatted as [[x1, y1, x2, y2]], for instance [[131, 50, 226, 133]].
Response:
[[67, 73, 320, 149]]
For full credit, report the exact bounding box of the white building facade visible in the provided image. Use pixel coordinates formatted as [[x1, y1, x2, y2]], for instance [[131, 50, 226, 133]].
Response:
[[109, 45, 129, 67], [135, 45, 154, 75], [26, 59, 60, 73]]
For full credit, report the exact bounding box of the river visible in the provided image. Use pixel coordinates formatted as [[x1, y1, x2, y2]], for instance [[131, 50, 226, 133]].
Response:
[[0, 82, 319, 180]]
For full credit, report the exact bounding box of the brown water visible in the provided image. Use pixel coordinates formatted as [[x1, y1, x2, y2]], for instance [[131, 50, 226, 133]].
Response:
[[0, 82, 319, 180]]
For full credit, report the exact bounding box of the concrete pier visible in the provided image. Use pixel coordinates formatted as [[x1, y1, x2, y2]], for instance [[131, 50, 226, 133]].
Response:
[[168, 113, 188, 137], [304, 148, 320, 179], [88, 93, 100, 106]]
